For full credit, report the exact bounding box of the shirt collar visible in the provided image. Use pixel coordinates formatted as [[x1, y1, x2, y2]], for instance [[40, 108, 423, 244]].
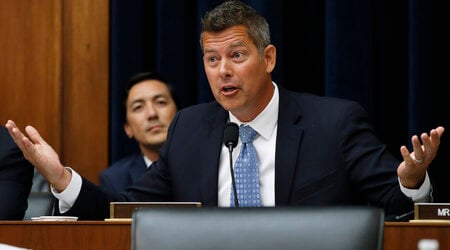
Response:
[[229, 82, 279, 140], [143, 155, 152, 168]]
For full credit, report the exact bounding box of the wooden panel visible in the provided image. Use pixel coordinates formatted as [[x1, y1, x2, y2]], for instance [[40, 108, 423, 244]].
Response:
[[0, 0, 109, 185], [0, 0, 63, 151], [61, 0, 109, 183]]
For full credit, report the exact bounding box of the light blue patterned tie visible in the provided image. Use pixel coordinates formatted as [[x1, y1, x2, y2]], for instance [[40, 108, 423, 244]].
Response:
[[230, 125, 261, 207]]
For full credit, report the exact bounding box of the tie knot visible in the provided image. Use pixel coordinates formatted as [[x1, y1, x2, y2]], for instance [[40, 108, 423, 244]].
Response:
[[239, 125, 257, 143]]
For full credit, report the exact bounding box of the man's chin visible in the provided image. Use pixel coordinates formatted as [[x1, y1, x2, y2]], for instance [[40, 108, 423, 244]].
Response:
[[144, 140, 165, 150]]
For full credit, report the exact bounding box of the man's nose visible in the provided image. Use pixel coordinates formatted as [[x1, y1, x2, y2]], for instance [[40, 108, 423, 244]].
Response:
[[146, 103, 158, 118]]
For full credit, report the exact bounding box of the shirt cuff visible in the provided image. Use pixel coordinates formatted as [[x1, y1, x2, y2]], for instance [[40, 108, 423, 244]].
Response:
[[51, 167, 82, 213], [399, 171, 432, 202]]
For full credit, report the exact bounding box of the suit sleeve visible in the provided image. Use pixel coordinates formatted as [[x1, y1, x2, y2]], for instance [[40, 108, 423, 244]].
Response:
[[0, 128, 34, 219]]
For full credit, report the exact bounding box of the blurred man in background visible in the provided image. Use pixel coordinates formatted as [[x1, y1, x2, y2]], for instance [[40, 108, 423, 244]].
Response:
[[99, 72, 178, 198]]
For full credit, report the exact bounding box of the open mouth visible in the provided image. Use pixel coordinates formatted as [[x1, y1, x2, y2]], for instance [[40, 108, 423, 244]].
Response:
[[222, 86, 238, 94], [223, 87, 236, 92]]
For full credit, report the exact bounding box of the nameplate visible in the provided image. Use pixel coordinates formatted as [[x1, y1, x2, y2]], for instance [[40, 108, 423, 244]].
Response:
[[414, 203, 450, 220], [109, 202, 202, 219]]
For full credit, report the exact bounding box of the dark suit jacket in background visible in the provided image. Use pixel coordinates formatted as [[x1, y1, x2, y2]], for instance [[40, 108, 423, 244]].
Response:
[[99, 153, 148, 198], [0, 126, 34, 219], [64, 87, 414, 220]]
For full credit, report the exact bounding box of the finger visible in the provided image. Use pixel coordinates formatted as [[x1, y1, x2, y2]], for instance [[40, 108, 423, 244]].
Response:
[[400, 145, 414, 165], [411, 135, 424, 162], [422, 127, 444, 160], [5, 119, 17, 129], [435, 126, 445, 137], [24, 125, 46, 146], [5, 121, 27, 149], [4, 121, 35, 161], [420, 132, 433, 158], [5, 120, 18, 137], [430, 127, 444, 147]]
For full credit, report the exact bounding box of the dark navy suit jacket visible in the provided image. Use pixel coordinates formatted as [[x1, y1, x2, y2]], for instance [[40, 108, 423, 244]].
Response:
[[64, 87, 414, 219], [0, 126, 34, 219], [99, 153, 148, 198]]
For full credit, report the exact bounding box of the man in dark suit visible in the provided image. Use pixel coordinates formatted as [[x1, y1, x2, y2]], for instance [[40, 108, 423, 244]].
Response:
[[99, 72, 178, 197], [0, 126, 34, 219], [5, 0, 445, 220]]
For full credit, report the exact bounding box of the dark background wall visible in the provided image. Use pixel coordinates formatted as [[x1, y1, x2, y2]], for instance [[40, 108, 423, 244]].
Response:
[[109, 0, 450, 201]]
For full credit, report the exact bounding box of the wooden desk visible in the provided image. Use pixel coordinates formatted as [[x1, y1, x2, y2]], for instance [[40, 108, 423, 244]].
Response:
[[0, 221, 131, 250], [1, 221, 449, 250], [384, 221, 450, 250]]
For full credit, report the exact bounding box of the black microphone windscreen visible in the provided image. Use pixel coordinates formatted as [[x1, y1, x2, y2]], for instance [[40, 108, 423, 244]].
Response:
[[223, 122, 239, 148]]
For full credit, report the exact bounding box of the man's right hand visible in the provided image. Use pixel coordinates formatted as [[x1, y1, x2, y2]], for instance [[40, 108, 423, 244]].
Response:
[[5, 120, 71, 192]]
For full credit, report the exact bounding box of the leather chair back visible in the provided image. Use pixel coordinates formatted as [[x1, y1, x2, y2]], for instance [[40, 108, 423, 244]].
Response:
[[131, 206, 384, 250]]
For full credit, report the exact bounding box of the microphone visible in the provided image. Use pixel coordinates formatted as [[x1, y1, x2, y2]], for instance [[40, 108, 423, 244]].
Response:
[[384, 210, 414, 222], [223, 122, 239, 207]]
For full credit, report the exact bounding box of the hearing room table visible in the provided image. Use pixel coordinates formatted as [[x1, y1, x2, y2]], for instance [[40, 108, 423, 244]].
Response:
[[0, 221, 449, 250]]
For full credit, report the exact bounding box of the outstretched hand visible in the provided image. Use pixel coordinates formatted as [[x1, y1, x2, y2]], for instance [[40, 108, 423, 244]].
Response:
[[5, 120, 72, 192], [397, 126, 445, 189]]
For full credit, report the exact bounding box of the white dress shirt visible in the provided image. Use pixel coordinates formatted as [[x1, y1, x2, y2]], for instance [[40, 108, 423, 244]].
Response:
[[218, 82, 279, 207]]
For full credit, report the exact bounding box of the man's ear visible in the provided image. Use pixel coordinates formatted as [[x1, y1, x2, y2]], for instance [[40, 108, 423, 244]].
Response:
[[124, 123, 133, 139], [264, 44, 276, 73]]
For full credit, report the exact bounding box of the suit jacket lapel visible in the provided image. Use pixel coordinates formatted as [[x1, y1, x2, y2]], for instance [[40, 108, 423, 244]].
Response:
[[199, 104, 229, 206], [275, 88, 304, 205], [129, 154, 147, 183]]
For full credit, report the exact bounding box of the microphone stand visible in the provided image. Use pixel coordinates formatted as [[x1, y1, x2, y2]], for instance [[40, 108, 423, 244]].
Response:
[[228, 144, 239, 207]]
